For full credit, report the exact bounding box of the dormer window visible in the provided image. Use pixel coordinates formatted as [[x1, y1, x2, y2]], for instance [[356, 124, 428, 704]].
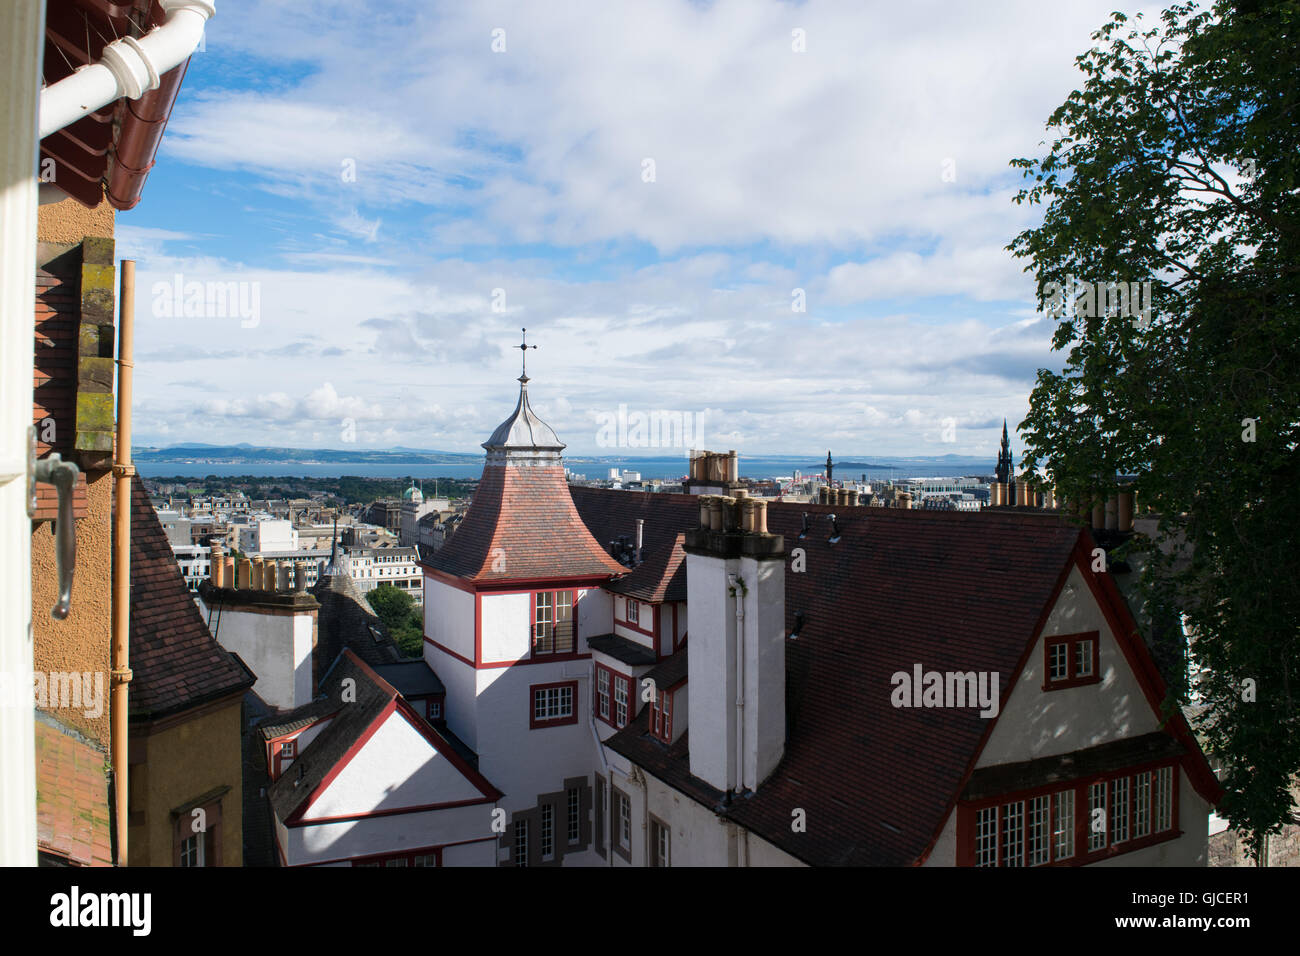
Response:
[[626, 599, 639, 625], [1044, 632, 1100, 690], [650, 688, 673, 743]]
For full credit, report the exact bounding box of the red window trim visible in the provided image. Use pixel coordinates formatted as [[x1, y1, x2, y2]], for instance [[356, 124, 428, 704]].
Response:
[[1043, 630, 1101, 690], [620, 596, 657, 639], [650, 687, 673, 743], [955, 757, 1181, 867], [529, 680, 579, 729], [350, 846, 443, 867], [530, 589, 577, 659], [594, 664, 630, 729]]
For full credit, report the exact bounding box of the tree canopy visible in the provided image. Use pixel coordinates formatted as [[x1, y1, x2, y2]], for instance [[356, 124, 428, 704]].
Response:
[[1009, 0, 1299, 859]]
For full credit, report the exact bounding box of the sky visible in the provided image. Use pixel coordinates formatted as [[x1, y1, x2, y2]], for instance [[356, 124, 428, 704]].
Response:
[[114, 0, 1162, 459]]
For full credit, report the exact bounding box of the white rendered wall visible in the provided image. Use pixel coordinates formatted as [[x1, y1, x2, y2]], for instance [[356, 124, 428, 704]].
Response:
[[287, 801, 497, 865], [741, 555, 785, 791], [474, 658, 597, 815], [578, 587, 611, 639], [423, 577, 473, 661], [977, 562, 1159, 768], [480, 591, 530, 663], [214, 607, 314, 710], [686, 551, 737, 791]]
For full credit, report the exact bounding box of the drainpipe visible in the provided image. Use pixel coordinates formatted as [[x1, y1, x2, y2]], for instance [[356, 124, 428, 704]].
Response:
[[111, 260, 137, 865], [728, 573, 745, 795], [39, 0, 215, 140]]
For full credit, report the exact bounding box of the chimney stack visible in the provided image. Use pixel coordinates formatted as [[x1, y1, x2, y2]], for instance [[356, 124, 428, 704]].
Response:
[[685, 492, 785, 795], [210, 544, 225, 587], [634, 518, 644, 565]]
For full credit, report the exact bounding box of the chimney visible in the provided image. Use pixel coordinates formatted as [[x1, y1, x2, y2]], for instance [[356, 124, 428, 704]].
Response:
[[210, 544, 225, 587], [634, 518, 644, 565], [1104, 497, 1118, 531], [897, 492, 912, 509], [1117, 490, 1134, 532], [684, 494, 785, 795]]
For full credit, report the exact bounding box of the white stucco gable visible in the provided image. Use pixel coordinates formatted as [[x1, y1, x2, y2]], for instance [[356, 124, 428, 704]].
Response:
[[977, 560, 1161, 768], [302, 706, 489, 821]]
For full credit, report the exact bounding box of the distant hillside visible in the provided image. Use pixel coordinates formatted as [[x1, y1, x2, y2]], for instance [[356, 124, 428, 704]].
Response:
[[134, 444, 480, 465]]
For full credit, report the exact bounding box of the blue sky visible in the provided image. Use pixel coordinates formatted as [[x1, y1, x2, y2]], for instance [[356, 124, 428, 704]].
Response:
[[112, 0, 1162, 458]]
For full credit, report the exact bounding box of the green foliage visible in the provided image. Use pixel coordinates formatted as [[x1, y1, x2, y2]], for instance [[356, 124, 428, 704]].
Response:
[[367, 584, 424, 658], [1009, 0, 1300, 859]]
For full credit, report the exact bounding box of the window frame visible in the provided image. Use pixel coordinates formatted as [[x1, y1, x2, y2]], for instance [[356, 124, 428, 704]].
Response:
[[650, 686, 674, 743], [650, 815, 671, 867], [959, 758, 1180, 867], [1043, 631, 1101, 690], [626, 598, 639, 625], [529, 680, 579, 730], [595, 665, 630, 729], [531, 589, 576, 658], [612, 787, 632, 862]]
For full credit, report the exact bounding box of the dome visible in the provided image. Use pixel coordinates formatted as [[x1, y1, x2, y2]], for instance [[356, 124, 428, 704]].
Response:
[[402, 482, 423, 502], [482, 376, 565, 464]]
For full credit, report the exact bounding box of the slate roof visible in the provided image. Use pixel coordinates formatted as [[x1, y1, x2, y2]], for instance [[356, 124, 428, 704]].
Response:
[[643, 647, 688, 690], [371, 660, 446, 698], [569, 488, 699, 602], [587, 633, 657, 667], [124, 481, 255, 720], [310, 570, 402, 668], [427, 463, 626, 582], [585, 492, 1093, 865]]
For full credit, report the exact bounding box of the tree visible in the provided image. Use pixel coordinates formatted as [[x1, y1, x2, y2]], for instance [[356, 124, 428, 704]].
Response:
[[366, 584, 424, 658], [1009, 0, 1299, 860]]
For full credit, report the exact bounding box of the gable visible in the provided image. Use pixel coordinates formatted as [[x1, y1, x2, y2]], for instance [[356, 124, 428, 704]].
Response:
[[976, 561, 1160, 768], [302, 706, 488, 821]]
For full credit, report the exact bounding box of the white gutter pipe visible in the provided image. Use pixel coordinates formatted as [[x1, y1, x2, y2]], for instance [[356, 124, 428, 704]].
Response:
[[728, 573, 745, 794], [39, 0, 215, 140]]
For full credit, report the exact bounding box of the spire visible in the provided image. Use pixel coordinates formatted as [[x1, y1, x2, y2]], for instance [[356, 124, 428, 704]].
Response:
[[483, 329, 564, 466], [996, 419, 1014, 485], [826, 450, 834, 486]]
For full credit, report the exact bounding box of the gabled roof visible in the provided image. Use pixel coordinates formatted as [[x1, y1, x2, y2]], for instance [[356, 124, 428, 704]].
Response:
[[586, 492, 1218, 866], [268, 650, 500, 826], [371, 660, 446, 698], [570, 488, 698, 601], [125, 481, 255, 720]]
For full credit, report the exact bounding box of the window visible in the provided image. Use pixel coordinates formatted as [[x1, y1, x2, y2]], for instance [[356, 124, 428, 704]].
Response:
[[514, 819, 529, 867], [626, 599, 639, 625], [568, 788, 581, 845], [541, 805, 554, 860], [595, 776, 606, 858], [533, 590, 575, 655], [530, 681, 578, 729], [280, 739, 296, 758], [597, 668, 610, 720], [427, 698, 442, 721], [650, 817, 670, 867], [650, 687, 673, 743], [963, 761, 1178, 866], [1044, 631, 1100, 689], [614, 675, 629, 728], [179, 834, 203, 867], [613, 788, 632, 862]]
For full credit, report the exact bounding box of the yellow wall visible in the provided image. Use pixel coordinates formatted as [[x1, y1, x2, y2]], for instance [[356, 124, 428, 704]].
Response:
[[31, 468, 113, 745], [37, 195, 114, 242], [129, 696, 244, 867], [31, 195, 116, 747]]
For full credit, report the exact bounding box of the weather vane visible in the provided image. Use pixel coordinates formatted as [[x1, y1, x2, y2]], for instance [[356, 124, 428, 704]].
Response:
[[517, 327, 537, 382]]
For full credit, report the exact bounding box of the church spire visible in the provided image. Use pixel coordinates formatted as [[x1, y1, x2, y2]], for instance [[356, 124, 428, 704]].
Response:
[[995, 419, 1014, 485]]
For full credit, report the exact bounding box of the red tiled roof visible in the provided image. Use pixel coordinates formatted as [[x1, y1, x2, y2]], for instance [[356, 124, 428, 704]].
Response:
[[124, 482, 255, 719], [35, 712, 113, 866], [579, 493, 1095, 865], [428, 464, 625, 582]]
